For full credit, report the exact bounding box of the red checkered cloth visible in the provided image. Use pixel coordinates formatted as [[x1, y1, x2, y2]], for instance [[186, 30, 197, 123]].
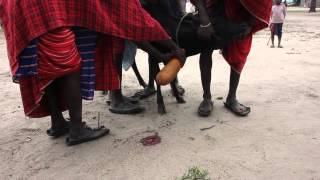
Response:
[[190, 0, 272, 73], [223, 0, 272, 73], [0, 0, 169, 74], [0, 0, 170, 118]]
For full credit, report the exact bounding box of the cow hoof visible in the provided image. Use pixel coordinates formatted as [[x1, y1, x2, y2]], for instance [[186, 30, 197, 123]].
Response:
[[158, 105, 167, 115], [176, 96, 186, 104]]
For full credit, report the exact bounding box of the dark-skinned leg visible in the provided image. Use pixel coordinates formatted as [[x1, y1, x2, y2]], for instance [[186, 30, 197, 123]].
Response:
[[277, 24, 283, 48], [277, 28, 283, 48], [198, 49, 214, 117], [59, 71, 83, 134], [45, 80, 69, 137], [59, 71, 109, 145], [109, 55, 144, 114], [277, 35, 282, 48], [271, 32, 275, 48], [225, 68, 251, 116]]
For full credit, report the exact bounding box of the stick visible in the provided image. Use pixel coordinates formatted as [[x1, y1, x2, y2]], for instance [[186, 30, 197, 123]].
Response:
[[98, 112, 100, 128], [200, 125, 215, 131]]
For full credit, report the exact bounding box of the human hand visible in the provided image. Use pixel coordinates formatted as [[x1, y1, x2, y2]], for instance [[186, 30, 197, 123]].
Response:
[[172, 48, 186, 67], [160, 48, 186, 67]]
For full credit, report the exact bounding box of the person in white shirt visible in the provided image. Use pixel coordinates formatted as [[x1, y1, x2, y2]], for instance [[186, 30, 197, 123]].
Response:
[[270, 0, 286, 48]]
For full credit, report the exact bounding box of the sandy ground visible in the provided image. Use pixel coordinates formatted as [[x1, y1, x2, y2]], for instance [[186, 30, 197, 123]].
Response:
[[0, 10, 320, 180]]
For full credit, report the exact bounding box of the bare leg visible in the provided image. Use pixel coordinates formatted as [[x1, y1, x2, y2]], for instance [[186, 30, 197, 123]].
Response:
[[277, 24, 283, 48], [45, 80, 69, 137], [59, 71, 109, 145], [59, 71, 83, 134], [198, 49, 214, 117], [109, 55, 144, 114], [224, 68, 250, 116], [277, 34, 283, 48], [270, 33, 275, 48]]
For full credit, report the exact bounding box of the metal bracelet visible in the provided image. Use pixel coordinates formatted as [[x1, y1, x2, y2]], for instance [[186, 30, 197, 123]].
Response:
[[200, 22, 212, 28]]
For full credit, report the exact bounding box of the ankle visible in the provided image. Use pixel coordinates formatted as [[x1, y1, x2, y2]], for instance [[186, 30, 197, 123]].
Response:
[[203, 94, 212, 100], [226, 95, 236, 102], [147, 84, 155, 90], [69, 121, 83, 136], [51, 117, 67, 128]]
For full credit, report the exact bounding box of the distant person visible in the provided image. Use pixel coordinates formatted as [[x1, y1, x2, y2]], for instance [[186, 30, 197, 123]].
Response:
[[270, 0, 287, 48]]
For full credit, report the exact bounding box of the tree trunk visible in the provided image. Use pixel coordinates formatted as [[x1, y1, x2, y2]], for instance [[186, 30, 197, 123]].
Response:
[[309, 0, 317, 12]]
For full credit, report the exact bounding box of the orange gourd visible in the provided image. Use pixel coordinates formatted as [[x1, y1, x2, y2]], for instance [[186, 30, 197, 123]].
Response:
[[156, 58, 182, 85]]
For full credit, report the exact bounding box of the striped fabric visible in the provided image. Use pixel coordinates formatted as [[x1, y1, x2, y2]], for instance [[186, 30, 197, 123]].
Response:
[[15, 28, 97, 100], [14, 40, 38, 79], [73, 28, 97, 100]]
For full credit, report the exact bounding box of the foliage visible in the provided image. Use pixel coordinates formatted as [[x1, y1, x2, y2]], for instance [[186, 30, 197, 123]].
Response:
[[178, 166, 211, 180]]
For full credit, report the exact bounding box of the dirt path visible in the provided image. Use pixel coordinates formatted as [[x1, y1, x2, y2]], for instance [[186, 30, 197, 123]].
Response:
[[0, 10, 319, 180]]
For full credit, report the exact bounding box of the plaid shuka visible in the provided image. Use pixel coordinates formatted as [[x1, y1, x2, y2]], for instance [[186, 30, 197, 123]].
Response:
[[0, 0, 170, 118], [223, 0, 272, 73], [191, 0, 272, 73]]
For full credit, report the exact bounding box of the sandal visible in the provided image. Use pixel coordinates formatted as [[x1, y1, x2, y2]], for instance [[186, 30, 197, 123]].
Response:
[[198, 99, 214, 117], [224, 100, 251, 116], [106, 96, 139, 106], [47, 121, 70, 138], [109, 101, 145, 114], [66, 123, 110, 146]]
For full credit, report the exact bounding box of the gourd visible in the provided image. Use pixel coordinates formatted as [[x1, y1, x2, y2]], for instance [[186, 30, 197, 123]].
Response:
[[156, 58, 182, 85]]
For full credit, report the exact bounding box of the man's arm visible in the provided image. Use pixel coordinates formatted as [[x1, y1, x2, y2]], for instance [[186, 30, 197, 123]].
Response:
[[192, 0, 210, 26], [134, 40, 186, 66], [191, 0, 216, 41]]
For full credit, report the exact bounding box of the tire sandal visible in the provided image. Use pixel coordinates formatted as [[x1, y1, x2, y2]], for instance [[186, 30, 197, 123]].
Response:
[[224, 100, 251, 116], [109, 101, 145, 114], [47, 121, 70, 138], [198, 99, 213, 117], [106, 96, 139, 106], [66, 122, 110, 146]]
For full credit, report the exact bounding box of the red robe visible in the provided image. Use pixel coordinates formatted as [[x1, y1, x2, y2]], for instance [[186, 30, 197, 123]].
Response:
[[223, 0, 272, 73], [0, 0, 170, 117], [190, 0, 272, 73]]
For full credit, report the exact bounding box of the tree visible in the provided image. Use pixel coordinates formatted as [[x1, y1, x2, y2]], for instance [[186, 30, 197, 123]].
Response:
[[309, 0, 317, 12]]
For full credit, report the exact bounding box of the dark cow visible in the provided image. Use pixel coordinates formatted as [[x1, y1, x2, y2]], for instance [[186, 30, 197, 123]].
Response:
[[132, 0, 254, 114]]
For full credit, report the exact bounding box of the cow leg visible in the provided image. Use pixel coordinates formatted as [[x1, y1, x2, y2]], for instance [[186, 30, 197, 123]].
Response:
[[133, 56, 157, 99], [171, 77, 186, 96], [150, 58, 166, 114], [157, 83, 166, 115], [170, 78, 186, 104], [132, 61, 147, 88]]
